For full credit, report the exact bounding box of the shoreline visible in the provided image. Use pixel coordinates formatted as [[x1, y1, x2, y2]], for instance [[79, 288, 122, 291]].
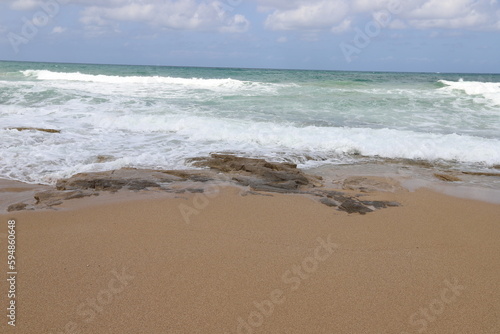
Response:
[[306, 161, 500, 204], [2, 154, 499, 213]]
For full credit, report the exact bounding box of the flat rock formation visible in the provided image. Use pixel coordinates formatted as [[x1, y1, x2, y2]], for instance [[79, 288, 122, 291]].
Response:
[[189, 154, 323, 192], [8, 154, 400, 214]]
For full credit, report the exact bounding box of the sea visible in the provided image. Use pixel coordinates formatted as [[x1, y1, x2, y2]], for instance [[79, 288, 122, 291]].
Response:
[[1, 61, 499, 186]]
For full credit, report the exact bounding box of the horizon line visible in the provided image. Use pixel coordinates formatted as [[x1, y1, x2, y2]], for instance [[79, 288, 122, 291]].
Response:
[[1, 59, 499, 76]]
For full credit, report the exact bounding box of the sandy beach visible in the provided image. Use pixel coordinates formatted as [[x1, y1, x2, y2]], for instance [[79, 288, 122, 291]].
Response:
[[0, 161, 499, 334]]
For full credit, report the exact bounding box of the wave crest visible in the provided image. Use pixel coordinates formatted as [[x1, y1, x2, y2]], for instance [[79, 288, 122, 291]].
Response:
[[439, 79, 500, 106], [20, 69, 270, 90]]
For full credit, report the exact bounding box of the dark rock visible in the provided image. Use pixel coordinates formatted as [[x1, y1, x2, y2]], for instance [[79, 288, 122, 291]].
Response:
[[34, 190, 98, 206], [339, 199, 374, 215], [249, 184, 301, 194], [434, 173, 461, 182], [7, 203, 30, 212], [313, 189, 399, 214], [462, 171, 500, 177], [322, 190, 347, 198], [319, 198, 340, 207], [185, 175, 213, 183], [127, 180, 160, 191], [44, 155, 399, 215], [7, 127, 61, 133], [159, 170, 213, 182], [231, 176, 301, 193], [56, 169, 181, 192], [186, 188, 204, 193], [190, 154, 296, 173], [96, 155, 115, 163], [361, 201, 400, 209], [192, 154, 319, 191]]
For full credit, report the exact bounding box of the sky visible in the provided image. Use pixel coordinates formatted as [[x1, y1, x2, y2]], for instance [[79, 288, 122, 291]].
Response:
[[0, 0, 499, 73]]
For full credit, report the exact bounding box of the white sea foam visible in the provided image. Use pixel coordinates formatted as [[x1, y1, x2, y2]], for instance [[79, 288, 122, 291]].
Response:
[[20, 70, 279, 91], [1, 112, 499, 185], [439, 79, 500, 106]]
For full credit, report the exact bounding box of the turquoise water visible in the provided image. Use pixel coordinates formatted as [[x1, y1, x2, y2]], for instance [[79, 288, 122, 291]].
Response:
[[0, 61, 499, 184]]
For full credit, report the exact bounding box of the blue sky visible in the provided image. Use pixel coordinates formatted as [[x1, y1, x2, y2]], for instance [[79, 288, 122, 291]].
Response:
[[0, 0, 499, 73]]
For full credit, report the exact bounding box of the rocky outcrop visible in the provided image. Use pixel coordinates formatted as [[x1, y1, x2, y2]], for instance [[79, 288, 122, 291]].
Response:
[[7, 154, 400, 215], [55, 168, 189, 192], [189, 154, 322, 192]]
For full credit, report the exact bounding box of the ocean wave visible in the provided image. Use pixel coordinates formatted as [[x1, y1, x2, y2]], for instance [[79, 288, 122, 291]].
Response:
[[1, 116, 499, 185], [122, 117, 499, 165], [439, 79, 500, 106], [20, 69, 277, 91]]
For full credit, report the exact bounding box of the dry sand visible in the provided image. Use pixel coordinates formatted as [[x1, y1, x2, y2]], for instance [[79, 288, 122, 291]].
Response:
[[0, 180, 499, 334]]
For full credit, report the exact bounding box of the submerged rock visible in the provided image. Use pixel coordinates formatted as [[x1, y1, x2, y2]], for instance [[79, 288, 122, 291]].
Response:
[[461, 171, 500, 177], [34, 190, 98, 206], [7, 202, 31, 212], [95, 155, 115, 163], [434, 173, 462, 182], [343, 176, 402, 193], [7, 127, 61, 133]]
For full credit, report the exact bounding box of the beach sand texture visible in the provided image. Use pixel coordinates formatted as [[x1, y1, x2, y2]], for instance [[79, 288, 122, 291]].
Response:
[[0, 169, 499, 334]]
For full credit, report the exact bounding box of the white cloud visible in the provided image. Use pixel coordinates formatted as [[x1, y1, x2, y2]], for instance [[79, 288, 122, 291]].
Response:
[[8, 0, 40, 10], [257, 0, 500, 31], [51, 26, 66, 33], [331, 18, 352, 34], [351, 0, 400, 13], [264, 0, 349, 30], [257, 0, 306, 11], [406, 0, 473, 19], [402, 0, 497, 29], [3, 0, 249, 33], [219, 14, 250, 33], [299, 32, 320, 42], [3, 0, 500, 34], [77, 0, 249, 33], [389, 19, 407, 30]]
